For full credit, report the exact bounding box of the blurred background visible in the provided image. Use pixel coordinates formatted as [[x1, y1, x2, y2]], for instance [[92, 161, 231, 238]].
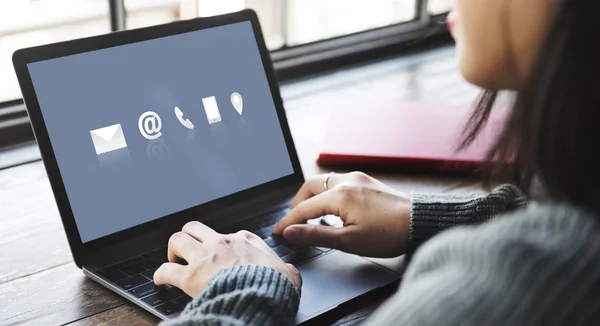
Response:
[[0, 0, 451, 103], [0, 0, 454, 157]]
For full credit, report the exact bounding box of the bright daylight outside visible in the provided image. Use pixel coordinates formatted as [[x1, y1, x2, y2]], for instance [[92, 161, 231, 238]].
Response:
[[0, 0, 451, 103]]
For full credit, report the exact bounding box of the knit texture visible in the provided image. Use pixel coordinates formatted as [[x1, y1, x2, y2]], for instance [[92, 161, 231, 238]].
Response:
[[409, 184, 527, 254], [162, 265, 299, 326], [164, 184, 600, 325], [366, 202, 600, 325]]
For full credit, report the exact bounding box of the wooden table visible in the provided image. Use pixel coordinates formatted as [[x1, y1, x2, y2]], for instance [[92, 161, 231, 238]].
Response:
[[0, 46, 483, 325]]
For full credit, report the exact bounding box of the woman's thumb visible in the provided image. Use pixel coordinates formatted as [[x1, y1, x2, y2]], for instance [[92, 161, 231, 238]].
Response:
[[282, 224, 349, 249]]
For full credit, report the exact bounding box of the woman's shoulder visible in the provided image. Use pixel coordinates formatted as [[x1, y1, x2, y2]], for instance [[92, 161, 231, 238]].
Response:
[[494, 201, 600, 236], [433, 201, 600, 248], [403, 202, 600, 324], [378, 203, 600, 325], [408, 201, 600, 280]]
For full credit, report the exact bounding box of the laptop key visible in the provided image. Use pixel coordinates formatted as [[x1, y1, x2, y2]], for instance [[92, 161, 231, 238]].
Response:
[[282, 248, 322, 265], [263, 237, 277, 247], [143, 251, 166, 269], [272, 246, 292, 257], [155, 301, 183, 315], [272, 234, 287, 245], [264, 235, 286, 247], [115, 274, 150, 290], [128, 282, 168, 298], [98, 268, 128, 282], [120, 262, 145, 275], [252, 226, 274, 239], [263, 208, 290, 225], [138, 260, 155, 271], [283, 243, 305, 252], [169, 287, 185, 298], [174, 295, 193, 308], [142, 269, 156, 280], [142, 287, 185, 307]]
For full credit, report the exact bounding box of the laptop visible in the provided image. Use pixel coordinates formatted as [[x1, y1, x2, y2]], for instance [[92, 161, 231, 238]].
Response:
[[12, 9, 401, 324]]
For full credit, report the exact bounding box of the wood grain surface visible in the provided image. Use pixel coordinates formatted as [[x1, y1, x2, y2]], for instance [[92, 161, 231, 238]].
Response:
[[0, 46, 482, 326]]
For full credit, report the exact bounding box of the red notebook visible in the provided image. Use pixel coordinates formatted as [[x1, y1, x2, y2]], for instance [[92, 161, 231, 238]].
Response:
[[316, 101, 508, 175]]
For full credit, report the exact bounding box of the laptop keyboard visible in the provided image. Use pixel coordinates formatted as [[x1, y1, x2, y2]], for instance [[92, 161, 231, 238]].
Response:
[[96, 209, 331, 316], [261, 233, 327, 263], [97, 249, 191, 316]]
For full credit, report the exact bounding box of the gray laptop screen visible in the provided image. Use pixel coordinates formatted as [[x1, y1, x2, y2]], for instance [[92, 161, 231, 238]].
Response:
[[27, 21, 294, 243]]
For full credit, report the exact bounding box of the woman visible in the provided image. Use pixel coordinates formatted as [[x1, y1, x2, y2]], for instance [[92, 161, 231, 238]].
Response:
[[154, 0, 600, 324]]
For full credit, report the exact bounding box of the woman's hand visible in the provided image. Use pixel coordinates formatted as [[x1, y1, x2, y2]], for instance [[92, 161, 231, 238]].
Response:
[[272, 172, 411, 258], [154, 221, 302, 297]]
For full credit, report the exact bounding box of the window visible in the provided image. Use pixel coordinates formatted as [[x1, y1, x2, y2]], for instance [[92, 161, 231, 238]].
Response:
[[285, 0, 417, 46], [0, 1, 110, 103], [124, 0, 285, 50], [0, 0, 452, 152], [124, 0, 444, 49], [428, 0, 453, 15]]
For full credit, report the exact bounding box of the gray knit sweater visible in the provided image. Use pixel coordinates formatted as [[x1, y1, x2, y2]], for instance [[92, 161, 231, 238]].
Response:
[[163, 184, 600, 325]]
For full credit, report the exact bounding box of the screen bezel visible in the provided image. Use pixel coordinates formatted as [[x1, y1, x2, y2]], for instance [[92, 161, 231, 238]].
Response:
[[12, 9, 304, 267]]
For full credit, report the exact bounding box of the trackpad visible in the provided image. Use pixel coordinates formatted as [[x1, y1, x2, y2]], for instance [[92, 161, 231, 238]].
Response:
[[296, 250, 399, 317]]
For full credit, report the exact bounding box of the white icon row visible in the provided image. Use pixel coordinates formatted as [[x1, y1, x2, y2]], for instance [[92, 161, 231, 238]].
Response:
[[90, 93, 243, 155]]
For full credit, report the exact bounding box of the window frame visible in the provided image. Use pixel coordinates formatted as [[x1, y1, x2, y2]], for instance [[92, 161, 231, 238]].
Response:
[[0, 0, 450, 152]]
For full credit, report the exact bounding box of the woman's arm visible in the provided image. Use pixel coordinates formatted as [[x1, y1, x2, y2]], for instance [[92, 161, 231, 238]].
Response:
[[274, 173, 527, 258], [162, 265, 299, 326], [158, 179, 527, 326], [408, 183, 527, 253], [366, 203, 600, 325]]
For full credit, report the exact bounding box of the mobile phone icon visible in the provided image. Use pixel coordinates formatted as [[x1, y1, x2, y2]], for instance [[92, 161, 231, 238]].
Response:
[[202, 96, 222, 124], [174, 106, 194, 129]]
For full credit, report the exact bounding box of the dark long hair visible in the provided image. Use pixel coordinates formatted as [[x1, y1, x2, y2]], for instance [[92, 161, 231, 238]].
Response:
[[461, 0, 600, 212]]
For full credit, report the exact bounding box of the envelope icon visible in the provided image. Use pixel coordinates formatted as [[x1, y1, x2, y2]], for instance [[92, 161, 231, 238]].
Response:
[[90, 124, 128, 155]]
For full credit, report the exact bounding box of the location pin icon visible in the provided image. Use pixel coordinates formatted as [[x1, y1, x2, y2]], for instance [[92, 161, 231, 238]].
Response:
[[231, 92, 243, 115]]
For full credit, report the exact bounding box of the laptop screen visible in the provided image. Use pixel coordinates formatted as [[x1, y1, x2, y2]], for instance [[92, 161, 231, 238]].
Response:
[[26, 21, 294, 243]]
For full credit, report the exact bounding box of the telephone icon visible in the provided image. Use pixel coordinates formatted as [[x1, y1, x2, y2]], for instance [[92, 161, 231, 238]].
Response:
[[174, 106, 194, 130]]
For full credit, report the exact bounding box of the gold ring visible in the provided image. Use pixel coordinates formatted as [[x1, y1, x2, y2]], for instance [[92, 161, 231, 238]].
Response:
[[324, 172, 335, 191]]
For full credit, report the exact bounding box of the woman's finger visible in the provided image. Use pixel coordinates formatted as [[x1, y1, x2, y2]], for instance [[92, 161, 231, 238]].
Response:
[[282, 224, 355, 250], [273, 190, 340, 234], [182, 221, 219, 243], [167, 231, 202, 263], [290, 173, 342, 208], [153, 262, 187, 288]]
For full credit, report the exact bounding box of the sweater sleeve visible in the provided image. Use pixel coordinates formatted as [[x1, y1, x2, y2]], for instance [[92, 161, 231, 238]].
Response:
[[161, 265, 299, 326], [365, 204, 600, 325], [408, 183, 526, 254]]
